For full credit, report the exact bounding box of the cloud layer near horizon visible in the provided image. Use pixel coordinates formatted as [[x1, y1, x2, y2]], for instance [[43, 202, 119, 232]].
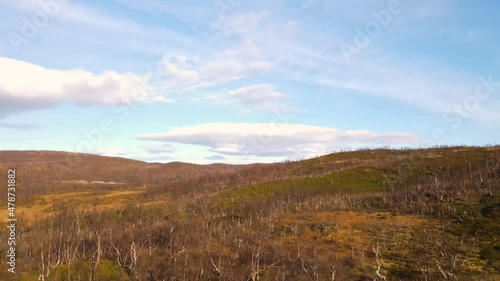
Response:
[[136, 123, 419, 159]]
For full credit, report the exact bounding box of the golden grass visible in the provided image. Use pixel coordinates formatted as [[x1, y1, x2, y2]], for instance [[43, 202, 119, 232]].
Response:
[[0, 189, 147, 224], [279, 211, 441, 260]]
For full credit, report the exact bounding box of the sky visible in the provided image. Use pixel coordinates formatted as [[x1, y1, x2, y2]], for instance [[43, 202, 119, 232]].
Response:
[[0, 0, 499, 164]]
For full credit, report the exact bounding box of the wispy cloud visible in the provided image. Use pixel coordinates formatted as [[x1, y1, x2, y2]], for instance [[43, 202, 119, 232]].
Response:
[[1, 0, 198, 55], [196, 84, 295, 113], [0, 122, 44, 130], [204, 7, 500, 123], [205, 154, 227, 161], [151, 42, 273, 93]]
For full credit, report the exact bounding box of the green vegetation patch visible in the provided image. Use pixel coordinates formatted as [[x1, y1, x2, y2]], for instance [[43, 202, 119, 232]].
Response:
[[212, 167, 392, 208], [48, 260, 130, 281]]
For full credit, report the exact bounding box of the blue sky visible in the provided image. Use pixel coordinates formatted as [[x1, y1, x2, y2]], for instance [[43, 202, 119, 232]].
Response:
[[0, 0, 498, 164]]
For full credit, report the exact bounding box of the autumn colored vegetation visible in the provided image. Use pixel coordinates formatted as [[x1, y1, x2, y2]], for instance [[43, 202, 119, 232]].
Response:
[[0, 146, 499, 280]]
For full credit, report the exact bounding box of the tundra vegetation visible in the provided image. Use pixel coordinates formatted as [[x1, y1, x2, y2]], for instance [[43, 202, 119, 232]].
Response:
[[0, 146, 499, 280]]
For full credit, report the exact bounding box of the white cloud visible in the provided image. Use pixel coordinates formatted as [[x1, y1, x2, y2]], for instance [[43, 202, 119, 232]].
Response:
[[0, 57, 172, 117], [227, 84, 287, 104], [151, 42, 273, 93], [206, 9, 500, 124], [141, 143, 177, 154], [192, 6, 500, 124], [197, 84, 294, 113], [212, 10, 271, 36], [136, 123, 419, 160], [93, 148, 132, 158]]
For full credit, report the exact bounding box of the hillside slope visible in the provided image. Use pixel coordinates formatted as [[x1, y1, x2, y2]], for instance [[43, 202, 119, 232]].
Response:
[[0, 146, 499, 280], [0, 150, 241, 196]]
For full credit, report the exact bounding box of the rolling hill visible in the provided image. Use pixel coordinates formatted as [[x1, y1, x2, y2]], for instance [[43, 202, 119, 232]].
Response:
[[0, 146, 499, 280]]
